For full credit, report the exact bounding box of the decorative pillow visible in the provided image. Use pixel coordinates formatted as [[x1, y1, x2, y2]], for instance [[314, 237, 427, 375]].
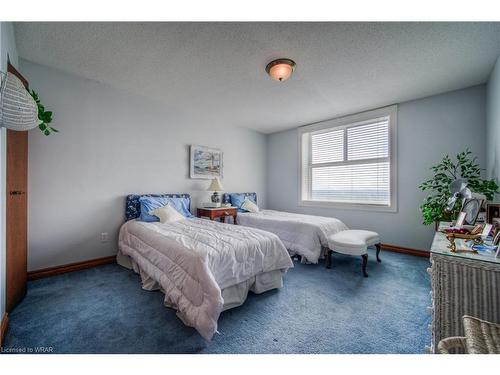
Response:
[[230, 193, 257, 212], [139, 196, 193, 222], [241, 199, 259, 213], [149, 204, 185, 223]]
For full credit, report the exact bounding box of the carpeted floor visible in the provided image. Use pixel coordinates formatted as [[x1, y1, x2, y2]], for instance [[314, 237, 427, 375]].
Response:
[[3, 249, 431, 354]]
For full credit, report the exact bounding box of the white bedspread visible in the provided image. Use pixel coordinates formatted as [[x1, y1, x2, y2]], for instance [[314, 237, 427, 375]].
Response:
[[237, 210, 348, 263], [118, 218, 292, 341]]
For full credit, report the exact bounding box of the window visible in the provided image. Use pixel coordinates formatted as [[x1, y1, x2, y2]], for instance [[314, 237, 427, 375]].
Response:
[[299, 105, 397, 211]]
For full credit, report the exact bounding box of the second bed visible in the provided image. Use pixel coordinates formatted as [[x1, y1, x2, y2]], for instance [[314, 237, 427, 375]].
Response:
[[223, 192, 349, 263]]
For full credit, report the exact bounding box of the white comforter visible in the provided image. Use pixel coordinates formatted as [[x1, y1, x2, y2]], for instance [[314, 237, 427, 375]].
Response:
[[237, 210, 348, 263], [118, 218, 292, 341]]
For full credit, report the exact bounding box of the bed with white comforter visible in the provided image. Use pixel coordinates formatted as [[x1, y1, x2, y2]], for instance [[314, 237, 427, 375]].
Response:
[[118, 217, 292, 341], [236, 209, 348, 263]]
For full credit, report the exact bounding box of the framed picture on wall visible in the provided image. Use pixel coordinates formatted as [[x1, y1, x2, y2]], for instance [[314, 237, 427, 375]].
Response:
[[190, 145, 223, 179]]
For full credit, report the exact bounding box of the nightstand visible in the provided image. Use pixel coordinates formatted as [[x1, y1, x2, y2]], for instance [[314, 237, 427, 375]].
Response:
[[197, 207, 237, 224]]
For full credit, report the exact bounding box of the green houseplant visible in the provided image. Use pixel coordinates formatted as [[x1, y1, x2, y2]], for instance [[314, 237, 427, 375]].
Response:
[[29, 90, 58, 136], [419, 150, 498, 226]]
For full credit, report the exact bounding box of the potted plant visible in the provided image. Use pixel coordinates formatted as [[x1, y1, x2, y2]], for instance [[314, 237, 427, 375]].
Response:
[[419, 150, 498, 229], [29, 90, 58, 136]]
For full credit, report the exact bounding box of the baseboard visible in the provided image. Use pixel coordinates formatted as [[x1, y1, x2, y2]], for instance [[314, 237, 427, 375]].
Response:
[[1, 313, 8, 346], [381, 243, 430, 258], [28, 255, 116, 280], [25, 244, 426, 281]]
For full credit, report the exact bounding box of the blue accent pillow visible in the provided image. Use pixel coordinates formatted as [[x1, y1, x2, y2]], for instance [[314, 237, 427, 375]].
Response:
[[230, 193, 256, 212], [139, 196, 193, 222]]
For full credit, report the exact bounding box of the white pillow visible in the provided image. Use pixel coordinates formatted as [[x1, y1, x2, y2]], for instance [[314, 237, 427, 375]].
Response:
[[241, 199, 259, 213], [149, 204, 185, 223]]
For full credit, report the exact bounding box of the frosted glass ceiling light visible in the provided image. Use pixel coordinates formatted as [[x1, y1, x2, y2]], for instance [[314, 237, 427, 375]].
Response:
[[265, 58, 296, 82]]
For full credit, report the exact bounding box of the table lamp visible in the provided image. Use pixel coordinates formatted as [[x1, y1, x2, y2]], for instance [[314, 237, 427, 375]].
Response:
[[207, 177, 224, 203]]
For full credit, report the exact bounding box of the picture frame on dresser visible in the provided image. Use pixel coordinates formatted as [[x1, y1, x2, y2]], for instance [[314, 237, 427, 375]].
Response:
[[486, 202, 500, 224], [461, 198, 484, 225], [481, 223, 493, 239], [494, 230, 500, 247]]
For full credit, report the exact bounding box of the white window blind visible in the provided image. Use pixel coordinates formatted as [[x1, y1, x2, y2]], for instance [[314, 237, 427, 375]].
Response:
[[300, 106, 396, 210]]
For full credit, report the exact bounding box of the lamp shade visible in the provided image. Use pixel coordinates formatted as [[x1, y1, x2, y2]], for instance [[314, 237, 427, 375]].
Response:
[[207, 177, 224, 192]]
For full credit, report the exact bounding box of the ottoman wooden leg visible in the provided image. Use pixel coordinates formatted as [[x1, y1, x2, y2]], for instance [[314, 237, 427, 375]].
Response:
[[375, 243, 382, 263], [361, 254, 368, 277], [326, 249, 332, 269]]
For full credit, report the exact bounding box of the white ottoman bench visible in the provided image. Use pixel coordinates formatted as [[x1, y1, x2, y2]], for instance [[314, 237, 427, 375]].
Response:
[[325, 230, 381, 277]]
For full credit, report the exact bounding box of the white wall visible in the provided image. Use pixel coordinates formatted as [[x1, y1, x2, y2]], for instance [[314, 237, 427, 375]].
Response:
[[0, 22, 19, 318], [487, 56, 500, 184], [21, 59, 268, 271], [267, 85, 487, 251]]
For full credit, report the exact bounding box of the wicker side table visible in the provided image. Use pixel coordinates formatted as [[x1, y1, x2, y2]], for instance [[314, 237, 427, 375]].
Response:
[[428, 225, 500, 353], [438, 315, 500, 354]]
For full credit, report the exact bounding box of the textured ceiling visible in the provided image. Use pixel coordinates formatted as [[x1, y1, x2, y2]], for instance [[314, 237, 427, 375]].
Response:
[[14, 22, 500, 133]]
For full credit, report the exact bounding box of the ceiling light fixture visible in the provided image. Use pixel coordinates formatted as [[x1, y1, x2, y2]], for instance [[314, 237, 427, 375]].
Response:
[[265, 58, 296, 82]]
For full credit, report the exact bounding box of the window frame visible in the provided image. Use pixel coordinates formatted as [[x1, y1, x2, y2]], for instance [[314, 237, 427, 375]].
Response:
[[298, 105, 398, 212]]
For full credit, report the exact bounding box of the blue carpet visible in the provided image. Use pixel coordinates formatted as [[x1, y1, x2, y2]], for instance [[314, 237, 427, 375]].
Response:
[[3, 249, 431, 354]]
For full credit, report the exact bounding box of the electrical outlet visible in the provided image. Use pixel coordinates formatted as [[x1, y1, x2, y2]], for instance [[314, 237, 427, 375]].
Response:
[[100, 232, 108, 243]]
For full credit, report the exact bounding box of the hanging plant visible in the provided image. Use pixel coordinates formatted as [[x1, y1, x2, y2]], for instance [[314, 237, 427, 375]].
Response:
[[419, 149, 499, 226], [29, 90, 58, 136]]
